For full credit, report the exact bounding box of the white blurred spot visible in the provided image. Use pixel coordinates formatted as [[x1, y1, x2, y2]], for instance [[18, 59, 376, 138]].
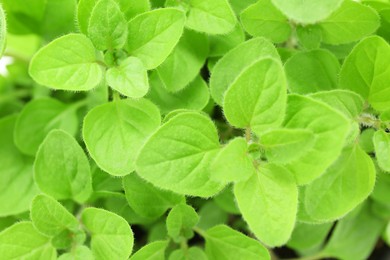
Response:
[[0, 56, 14, 76]]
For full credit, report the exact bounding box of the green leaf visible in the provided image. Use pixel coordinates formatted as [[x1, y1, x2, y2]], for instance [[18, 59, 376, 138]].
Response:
[[303, 145, 376, 222], [259, 129, 316, 164], [123, 173, 184, 219], [30, 194, 80, 237], [156, 29, 208, 92], [0, 222, 56, 259], [271, 0, 343, 24], [371, 165, 390, 205], [197, 201, 228, 231], [106, 57, 149, 98], [296, 25, 322, 50], [34, 129, 93, 203], [82, 207, 134, 260], [58, 246, 94, 260], [287, 222, 333, 251], [126, 8, 185, 70], [185, 0, 236, 35], [87, 0, 127, 50], [204, 224, 270, 260], [213, 186, 240, 214], [166, 204, 199, 241], [136, 111, 224, 197], [319, 0, 380, 45], [223, 58, 287, 135], [169, 247, 207, 260], [210, 137, 255, 183], [208, 24, 245, 57], [83, 98, 161, 176], [322, 203, 386, 260], [51, 229, 86, 250], [339, 36, 390, 111], [0, 115, 38, 216], [283, 95, 350, 185], [234, 164, 298, 247], [29, 34, 103, 91], [360, 128, 376, 153], [148, 73, 210, 114], [14, 98, 80, 156], [374, 130, 390, 172], [210, 37, 279, 105], [285, 49, 340, 94], [0, 4, 6, 57], [240, 0, 291, 43], [130, 240, 168, 260]]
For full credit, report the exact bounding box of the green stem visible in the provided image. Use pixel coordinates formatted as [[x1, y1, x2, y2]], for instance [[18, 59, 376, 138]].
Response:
[[358, 113, 381, 129], [68, 99, 88, 111], [112, 91, 121, 101], [245, 128, 251, 142], [193, 226, 207, 238]]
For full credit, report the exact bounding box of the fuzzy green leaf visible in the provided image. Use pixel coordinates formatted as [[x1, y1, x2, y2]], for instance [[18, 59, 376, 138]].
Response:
[[223, 58, 287, 135], [271, 0, 343, 24], [0, 4, 6, 57], [83, 98, 161, 176], [204, 225, 271, 259], [240, 0, 291, 43], [136, 111, 224, 197], [185, 0, 236, 35], [126, 8, 185, 69], [87, 0, 127, 50], [339, 36, 390, 111], [14, 98, 79, 156], [283, 95, 350, 185], [259, 129, 315, 164], [234, 164, 298, 247], [304, 145, 376, 222], [285, 49, 340, 94], [123, 173, 185, 219], [210, 137, 255, 183], [208, 24, 245, 57], [106, 57, 149, 98], [82, 207, 134, 260], [58, 246, 94, 260], [130, 241, 168, 260], [29, 34, 103, 91], [166, 204, 199, 241], [34, 130, 93, 203], [0, 222, 56, 259], [169, 247, 207, 260], [319, 0, 380, 45], [210, 37, 279, 105], [374, 130, 390, 172]]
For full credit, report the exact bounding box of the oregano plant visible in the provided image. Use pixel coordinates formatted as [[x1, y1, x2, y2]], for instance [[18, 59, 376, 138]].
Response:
[[1, 0, 390, 259]]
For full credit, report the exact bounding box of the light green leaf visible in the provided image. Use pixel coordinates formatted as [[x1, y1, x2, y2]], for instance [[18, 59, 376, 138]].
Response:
[[82, 207, 134, 260], [166, 204, 199, 241], [156, 29, 208, 92], [240, 0, 291, 43], [30, 194, 80, 237], [14, 98, 80, 156], [285, 49, 340, 94], [296, 24, 322, 50], [130, 240, 168, 260], [87, 0, 128, 50], [58, 246, 94, 260], [136, 111, 224, 197], [210, 137, 255, 183], [169, 247, 207, 260], [208, 24, 245, 57], [271, 0, 343, 24], [0, 4, 6, 57], [322, 203, 386, 260], [360, 128, 376, 154], [197, 201, 228, 231], [259, 129, 315, 164], [283, 95, 350, 185], [304, 145, 376, 222], [148, 73, 210, 115], [339, 36, 390, 111], [34, 130, 93, 203], [51, 229, 86, 250], [213, 186, 240, 214], [223, 58, 287, 135], [371, 165, 390, 205], [374, 130, 390, 172], [123, 173, 184, 219], [234, 164, 298, 247], [83, 98, 161, 176], [106, 56, 149, 98], [204, 224, 270, 259], [0, 222, 56, 260], [287, 222, 333, 251], [126, 8, 185, 69], [29, 34, 103, 91], [186, 0, 236, 35], [319, 0, 380, 45], [0, 115, 38, 217], [210, 37, 279, 105]]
